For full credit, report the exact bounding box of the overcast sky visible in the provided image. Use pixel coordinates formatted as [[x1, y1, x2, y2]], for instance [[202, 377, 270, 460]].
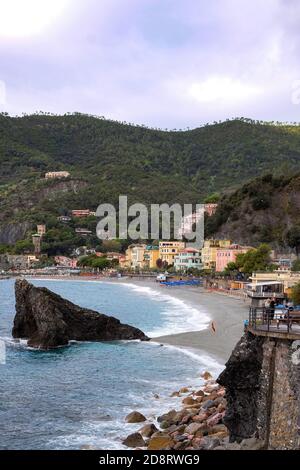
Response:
[[0, 0, 300, 128]]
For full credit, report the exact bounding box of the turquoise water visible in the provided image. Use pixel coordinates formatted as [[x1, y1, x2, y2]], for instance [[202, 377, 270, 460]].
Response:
[[0, 279, 222, 450]]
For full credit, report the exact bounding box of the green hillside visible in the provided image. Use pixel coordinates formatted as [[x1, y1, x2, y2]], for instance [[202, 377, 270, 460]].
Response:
[[1, 112, 300, 251], [205, 173, 300, 252]]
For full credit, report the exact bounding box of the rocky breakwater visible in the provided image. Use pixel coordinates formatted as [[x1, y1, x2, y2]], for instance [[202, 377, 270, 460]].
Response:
[[12, 279, 149, 349], [122, 371, 263, 450]]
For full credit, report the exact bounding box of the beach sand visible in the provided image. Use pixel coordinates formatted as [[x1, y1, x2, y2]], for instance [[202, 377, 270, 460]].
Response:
[[118, 278, 249, 364], [25, 274, 248, 365]]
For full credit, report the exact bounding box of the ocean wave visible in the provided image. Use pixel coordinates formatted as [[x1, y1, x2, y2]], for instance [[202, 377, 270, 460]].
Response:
[[119, 282, 211, 337]]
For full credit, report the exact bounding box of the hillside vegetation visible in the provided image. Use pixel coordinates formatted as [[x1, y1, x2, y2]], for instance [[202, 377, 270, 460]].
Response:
[[1, 113, 300, 250], [205, 173, 300, 252]]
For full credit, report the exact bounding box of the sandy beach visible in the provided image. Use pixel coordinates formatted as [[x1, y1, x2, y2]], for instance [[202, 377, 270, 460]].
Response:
[[22, 274, 248, 364], [116, 278, 249, 364]]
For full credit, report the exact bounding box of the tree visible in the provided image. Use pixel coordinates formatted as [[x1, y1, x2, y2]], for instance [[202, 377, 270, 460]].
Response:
[[235, 244, 274, 277], [223, 262, 238, 277], [13, 239, 34, 254], [286, 226, 300, 256], [291, 283, 300, 306], [204, 193, 220, 203], [292, 259, 300, 272]]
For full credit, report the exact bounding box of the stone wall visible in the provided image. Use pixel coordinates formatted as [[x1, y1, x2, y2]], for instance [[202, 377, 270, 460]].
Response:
[[218, 331, 300, 449]]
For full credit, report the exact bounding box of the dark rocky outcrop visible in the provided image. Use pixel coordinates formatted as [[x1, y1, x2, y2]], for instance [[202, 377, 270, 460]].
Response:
[[217, 332, 264, 442], [217, 331, 300, 449], [12, 279, 149, 349]]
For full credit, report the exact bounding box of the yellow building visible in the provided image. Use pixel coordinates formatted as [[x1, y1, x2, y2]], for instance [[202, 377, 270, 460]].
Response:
[[251, 270, 300, 295], [124, 244, 147, 270], [143, 246, 160, 269], [201, 239, 231, 270], [159, 241, 185, 266]]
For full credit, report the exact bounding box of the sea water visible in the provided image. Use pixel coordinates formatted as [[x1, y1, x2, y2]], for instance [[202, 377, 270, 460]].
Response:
[[0, 279, 223, 450]]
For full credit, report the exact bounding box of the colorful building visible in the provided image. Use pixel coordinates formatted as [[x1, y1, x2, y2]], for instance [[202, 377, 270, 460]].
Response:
[[124, 244, 147, 270], [250, 270, 300, 295], [37, 224, 46, 236], [174, 247, 202, 272], [215, 244, 252, 272], [143, 245, 160, 269], [55, 256, 78, 268], [75, 228, 92, 236], [201, 239, 231, 270], [57, 215, 72, 223], [159, 241, 186, 266], [32, 234, 42, 255], [72, 209, 92, 218]]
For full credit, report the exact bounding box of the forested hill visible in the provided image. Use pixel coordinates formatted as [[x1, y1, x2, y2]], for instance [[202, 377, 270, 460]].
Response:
[[1, 113, 300, 248], [1, 113, 300, 199], [205, 173, 300, 251]]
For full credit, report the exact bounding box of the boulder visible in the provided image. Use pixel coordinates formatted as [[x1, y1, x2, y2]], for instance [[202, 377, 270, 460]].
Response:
[[192, 412, 209, 423], [240, 437, 264, 450], [13, 280, 149, 349], [207, 412, 223, 427], [182, 397, 197, 406], [138, 423, 158, 438], [157, 409, 177, 424], [201, 399, 216, 410], [180, 387, 190, 393], [147, 434, 174, 450], [201, 371, 213, 380], [125, 411, 147, 423], [185, 423, 204, 435], [122, 432, 146, 448]]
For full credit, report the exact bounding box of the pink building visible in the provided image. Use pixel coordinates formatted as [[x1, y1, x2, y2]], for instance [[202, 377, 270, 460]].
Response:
[[54, 256, 78, 268], [216, 244, 252, 272]]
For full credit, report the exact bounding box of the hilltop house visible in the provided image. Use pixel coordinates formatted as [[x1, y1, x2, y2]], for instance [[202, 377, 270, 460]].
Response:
[[45, 171, 70, 179], [75, 228, 92, 236], [72, 209, 93, 218], [37, 224, 46, 236]]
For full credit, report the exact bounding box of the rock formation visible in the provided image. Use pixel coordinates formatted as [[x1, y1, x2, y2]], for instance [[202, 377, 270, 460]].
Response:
[[217, 332, 264, 442], [12, 279, 149, 349], [218, 330, 300, 449]]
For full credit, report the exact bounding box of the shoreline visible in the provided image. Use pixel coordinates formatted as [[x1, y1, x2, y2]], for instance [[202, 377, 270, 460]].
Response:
[[122, 279, 248, 364], [20, 275, 248, 364]]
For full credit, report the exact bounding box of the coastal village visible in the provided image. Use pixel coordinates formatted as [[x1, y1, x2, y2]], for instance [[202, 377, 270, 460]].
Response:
[[1, 171, 300, 300]]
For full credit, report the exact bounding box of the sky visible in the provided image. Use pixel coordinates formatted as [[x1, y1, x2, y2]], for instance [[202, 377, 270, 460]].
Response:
[[0, 0, 300, 128]]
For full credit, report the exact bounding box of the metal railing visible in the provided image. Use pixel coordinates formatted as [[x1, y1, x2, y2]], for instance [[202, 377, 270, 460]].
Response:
[[248, 306, 300, 334]]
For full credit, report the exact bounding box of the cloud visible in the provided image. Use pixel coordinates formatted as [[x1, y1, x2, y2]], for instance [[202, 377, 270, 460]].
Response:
[[0, 0, 300, 127]]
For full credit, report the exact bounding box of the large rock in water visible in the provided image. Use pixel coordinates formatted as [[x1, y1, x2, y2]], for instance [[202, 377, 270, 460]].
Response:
[[12, 279, 149, 349]]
